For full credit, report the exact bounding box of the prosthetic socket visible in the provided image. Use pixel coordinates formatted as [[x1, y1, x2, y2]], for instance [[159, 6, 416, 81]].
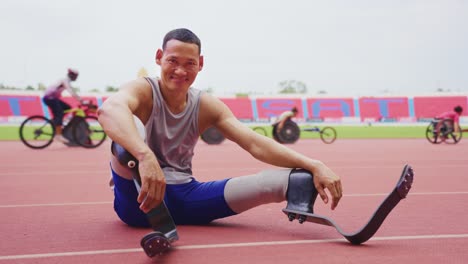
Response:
[[111, 141, 140, 180], [285, 169, 318, 222]]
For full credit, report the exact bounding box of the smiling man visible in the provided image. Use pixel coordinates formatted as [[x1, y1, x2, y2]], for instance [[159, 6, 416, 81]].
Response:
[[98, 28, 342, 229]]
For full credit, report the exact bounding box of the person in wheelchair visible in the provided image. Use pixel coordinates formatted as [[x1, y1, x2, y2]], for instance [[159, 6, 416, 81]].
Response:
[[273, 107, 299, 135], [42, 68, 82, 143], [434, 105, 463, 139]]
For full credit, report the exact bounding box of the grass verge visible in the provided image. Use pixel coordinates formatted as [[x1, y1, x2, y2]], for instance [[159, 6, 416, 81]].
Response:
[[3, 124, 465, 141]]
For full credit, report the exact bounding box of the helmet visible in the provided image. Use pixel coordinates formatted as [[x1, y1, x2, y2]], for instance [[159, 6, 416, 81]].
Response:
[[67, 68, 79, 81]]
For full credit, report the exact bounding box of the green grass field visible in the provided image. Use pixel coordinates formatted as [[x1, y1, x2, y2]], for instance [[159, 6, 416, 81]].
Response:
[[1, 124, 437, 141], [1, 126, 27, 140], [250, 125, 429, 139]]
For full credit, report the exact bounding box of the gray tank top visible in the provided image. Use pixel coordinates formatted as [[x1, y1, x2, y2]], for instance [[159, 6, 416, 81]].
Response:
[[144, 77, 202, 184]]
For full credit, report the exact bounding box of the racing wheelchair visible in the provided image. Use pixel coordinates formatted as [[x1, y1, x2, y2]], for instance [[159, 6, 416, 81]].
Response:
[[425, 118, 462, 144]]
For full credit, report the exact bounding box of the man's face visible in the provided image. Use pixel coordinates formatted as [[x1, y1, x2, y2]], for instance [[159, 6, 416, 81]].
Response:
[[156, 39, 203, 93]]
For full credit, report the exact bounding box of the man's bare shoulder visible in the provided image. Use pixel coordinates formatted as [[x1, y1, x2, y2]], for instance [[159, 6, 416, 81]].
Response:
[[199, 92, 226, 111], [199, 92, 236, 126], [119, 78, 152, 93], [104, 78, 154, 117]]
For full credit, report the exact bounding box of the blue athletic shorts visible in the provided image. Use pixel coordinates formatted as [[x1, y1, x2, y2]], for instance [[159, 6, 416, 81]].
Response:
[[111, 168, 237, 227]]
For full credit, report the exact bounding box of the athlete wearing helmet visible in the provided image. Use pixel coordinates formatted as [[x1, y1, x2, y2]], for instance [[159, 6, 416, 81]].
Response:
[[67, 68, 79, 81], [43, 68, 82, 143]]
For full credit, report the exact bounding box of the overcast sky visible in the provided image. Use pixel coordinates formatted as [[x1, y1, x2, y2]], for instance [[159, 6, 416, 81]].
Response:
[[1, 0, 468, 96]]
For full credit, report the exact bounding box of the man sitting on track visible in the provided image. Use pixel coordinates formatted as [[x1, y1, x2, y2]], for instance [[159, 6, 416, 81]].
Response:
[[98, 28, 342, 228]]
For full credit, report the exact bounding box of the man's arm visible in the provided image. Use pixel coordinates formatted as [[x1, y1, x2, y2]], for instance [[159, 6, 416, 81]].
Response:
[[98, 78, 165, 213], [200, 94, 342, 210]]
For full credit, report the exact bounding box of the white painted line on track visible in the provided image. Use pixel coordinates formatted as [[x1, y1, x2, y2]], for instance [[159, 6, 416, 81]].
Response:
[[0, 170, 109, 176], [1, 191, 468, 208], [1, 234, 468, 260], [2, 164, 468, 176], [0, 201, 112, 208]]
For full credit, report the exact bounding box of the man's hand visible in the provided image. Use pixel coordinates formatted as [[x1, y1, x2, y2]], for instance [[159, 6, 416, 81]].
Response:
[[312, 162, 343, 210], [137, 153, 166, 213]]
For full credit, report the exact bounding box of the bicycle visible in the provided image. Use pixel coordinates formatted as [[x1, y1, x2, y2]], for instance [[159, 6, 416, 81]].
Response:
[[425, 118, 462, 144], [19, 100, 107, 149]]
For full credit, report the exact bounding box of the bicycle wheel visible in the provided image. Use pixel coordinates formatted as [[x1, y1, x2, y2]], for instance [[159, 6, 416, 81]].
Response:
[[320, 127, 337, 144], [253, 126, 268, 136], [72, 116, 107, 148], [425, 122, 443, 144], [19, 115, 55, 149]]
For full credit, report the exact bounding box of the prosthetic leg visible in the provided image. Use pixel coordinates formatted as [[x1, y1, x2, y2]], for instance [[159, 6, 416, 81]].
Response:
[[283, 165, 414, 244], [111, 141, 178, 258]]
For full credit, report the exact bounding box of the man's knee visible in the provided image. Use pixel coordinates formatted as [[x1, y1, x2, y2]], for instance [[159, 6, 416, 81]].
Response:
[[110, 142, 137, 180], [109, 115, 146, 178]]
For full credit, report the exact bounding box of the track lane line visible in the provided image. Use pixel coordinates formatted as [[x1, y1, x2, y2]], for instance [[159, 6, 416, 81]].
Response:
[[1, 191, 468, 208], [0, 201, 112, 208], [2, 164, 468, 176], [1, 234, 468, 260]]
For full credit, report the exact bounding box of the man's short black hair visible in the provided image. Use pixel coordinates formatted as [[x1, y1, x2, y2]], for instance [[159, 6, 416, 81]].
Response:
[[454, 105, 463, 114], [292, 107, 298, 113], [163, 28, 201, 54]]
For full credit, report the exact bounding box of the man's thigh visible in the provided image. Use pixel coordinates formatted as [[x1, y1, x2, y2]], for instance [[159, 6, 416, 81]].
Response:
[[165, 179, 237, 225]]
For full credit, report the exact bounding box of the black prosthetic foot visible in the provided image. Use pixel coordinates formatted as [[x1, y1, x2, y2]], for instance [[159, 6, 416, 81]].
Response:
[[283, 165, 414, 245]]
